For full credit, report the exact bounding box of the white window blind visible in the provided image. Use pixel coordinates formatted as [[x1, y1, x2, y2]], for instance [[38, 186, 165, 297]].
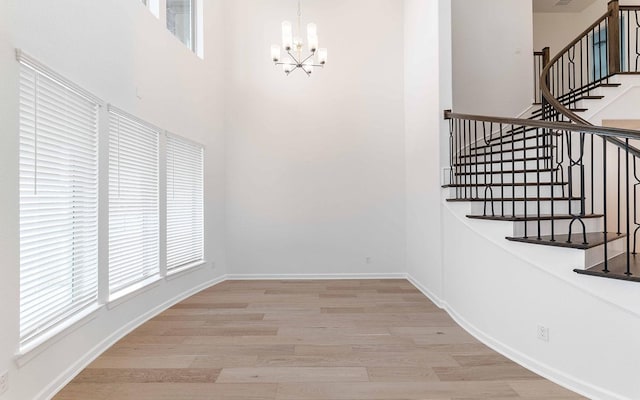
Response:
[[108, 109, 159, 296], [18, 61, 99, 346], [166, 134, 204, 271]]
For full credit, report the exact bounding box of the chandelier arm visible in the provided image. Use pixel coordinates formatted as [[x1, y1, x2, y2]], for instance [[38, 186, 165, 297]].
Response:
[[287, 50, 301, 65], [299, 52, 316, 64]]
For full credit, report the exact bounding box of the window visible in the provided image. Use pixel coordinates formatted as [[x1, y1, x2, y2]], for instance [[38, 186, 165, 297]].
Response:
[[108, 108, 160, 297], [166, 134, 204, 272], [18, 58, 99, 347], [140, 0, 160, 18], [590, 18, 627, 80], [167, 0, 196, 51]]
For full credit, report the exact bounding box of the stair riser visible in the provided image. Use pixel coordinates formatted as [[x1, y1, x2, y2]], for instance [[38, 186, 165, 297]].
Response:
[[448, 185, 566, 199], [454, 159, 553, 172], [470, 200, 583, 216], [584, 237, 627, 270], [513, 218, 603, 237], [471, 135, 556, 153], [453, 172, 557, 184], [458, 147, 552, 162]]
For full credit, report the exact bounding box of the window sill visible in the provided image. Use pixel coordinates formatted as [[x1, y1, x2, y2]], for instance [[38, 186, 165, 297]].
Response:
[[165, 260, 207, 281], [15, 303, 103, 368], [107, 276, 163, 310]]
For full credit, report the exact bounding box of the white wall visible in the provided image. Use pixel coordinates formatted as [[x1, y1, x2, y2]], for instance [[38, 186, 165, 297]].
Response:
[[404, 0, 452, 301], [223, 0, 407, 277], [452, 0, 534, 117], [0, 1, 227, 399], [533, 0, 609, 58]]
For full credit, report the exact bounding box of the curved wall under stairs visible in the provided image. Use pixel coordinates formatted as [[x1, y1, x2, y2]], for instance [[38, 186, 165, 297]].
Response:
[[412, 197, 640, 400]]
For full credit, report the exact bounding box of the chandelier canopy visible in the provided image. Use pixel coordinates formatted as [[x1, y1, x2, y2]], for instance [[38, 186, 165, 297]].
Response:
[[270, 0, 327, 76]]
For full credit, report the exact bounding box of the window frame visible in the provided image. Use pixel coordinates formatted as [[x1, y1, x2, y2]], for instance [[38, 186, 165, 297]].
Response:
[[17, 51, 102, 350]]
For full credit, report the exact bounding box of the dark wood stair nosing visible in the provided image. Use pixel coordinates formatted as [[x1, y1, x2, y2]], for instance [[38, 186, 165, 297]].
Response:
[[447, 196, 583, 202], [575, 252, 640, 283], [453, 168, 556, 176], [442, 182, 568, 188], [506, 232, 625, 250], [466, 213, 603, 222]]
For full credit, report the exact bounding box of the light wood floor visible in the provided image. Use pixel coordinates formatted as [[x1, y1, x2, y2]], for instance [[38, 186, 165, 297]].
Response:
[[54, 279, 584, 399]]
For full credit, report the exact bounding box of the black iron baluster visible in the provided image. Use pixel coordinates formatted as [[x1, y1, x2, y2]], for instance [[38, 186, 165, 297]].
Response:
[[603, 137, 609, 273], [474, 120, 479, 199], [449, 119, 454, 187], [634, 10, 640, 72], [536, 126, 542, 239], [591, 135, 595, 215], [618, 147, 622, 234], [633, 155, 640, 255], [626, 139, 631, 275]]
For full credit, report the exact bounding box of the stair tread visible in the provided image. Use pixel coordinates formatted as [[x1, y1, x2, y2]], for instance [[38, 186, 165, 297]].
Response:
[[506, 232, 625, 250], [467, 214, 603, 222], [447, 196, 582, 202], [575, 252, 640, 282], [443, 182, 567, 188]]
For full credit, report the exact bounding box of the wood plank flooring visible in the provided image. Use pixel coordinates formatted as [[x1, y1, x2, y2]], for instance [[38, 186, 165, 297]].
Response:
[[53, 279, 584, 400]]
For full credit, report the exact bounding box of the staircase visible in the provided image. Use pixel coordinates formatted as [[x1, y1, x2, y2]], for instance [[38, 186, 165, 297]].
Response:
[[443, 0, 640, 284]]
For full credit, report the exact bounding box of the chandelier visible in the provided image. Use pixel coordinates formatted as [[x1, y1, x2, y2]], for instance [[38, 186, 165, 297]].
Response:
[[270, 0, 328, 76]]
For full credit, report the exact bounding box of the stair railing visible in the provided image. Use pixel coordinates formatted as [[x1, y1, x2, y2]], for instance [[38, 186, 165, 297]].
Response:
[[536, 0, 640, 276], [445, 110, 640, 281], [540, 1, 640, 126]]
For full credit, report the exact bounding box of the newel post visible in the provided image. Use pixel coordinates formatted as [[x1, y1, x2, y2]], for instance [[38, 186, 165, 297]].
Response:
[[542, 47, 550, 87], [608, 0, 620, 74]]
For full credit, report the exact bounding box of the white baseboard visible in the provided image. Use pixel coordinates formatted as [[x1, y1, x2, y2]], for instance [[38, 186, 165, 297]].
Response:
[[405, 273, 627, 400], [39, 275, 226, 400], [226, 272, 407, 280], [405, 274, 444, 309]]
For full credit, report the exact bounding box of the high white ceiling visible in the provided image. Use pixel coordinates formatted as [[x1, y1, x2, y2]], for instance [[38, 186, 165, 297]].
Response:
[[533, 0, 598, 13]]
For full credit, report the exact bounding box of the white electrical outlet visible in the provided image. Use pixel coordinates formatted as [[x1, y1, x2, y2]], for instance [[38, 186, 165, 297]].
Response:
[[0, 371, 8, 395], [537, 325, 549, 342]]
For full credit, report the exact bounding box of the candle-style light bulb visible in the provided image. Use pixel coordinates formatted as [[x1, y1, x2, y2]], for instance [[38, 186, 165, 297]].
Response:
[[307, 23, 318, 51], [303, 59, 314, 74], [282, 21, 293, 51], [318, 48, 328, 65], [271, 45, 281, 62], [282, 60, 293, 74]]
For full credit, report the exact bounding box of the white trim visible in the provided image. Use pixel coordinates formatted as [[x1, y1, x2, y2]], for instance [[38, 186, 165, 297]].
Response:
[[107, 104, 164, 133], [405, 274, 445, 309], [225, 273, 407, 281], [15, 49, 103, 106], [107, 276, 164, 310], [443, 302, 628, 400], [165, 260, 207, 280], [15, 304, 103, 367], [405, 274, 628, 400], [165, 130, 206, 149], [37, 274, 226, 400]]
